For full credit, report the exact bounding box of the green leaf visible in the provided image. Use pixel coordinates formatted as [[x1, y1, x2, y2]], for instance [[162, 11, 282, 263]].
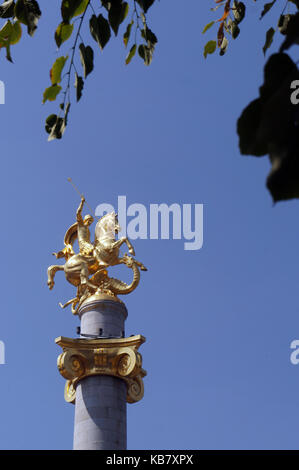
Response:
[[0, 0, 15, 18], [108, 1, 129, 36], [237, 53, 299, 202], [0, 18, 12, 37], [10, 20, 22, 44], [89, 14, 111, 50], [0, 20, 13, 61], [0, 18, 12, 42], [138, 43, 152, 65], [202, 21, 215, 34], [219, 36, 228, 55], [136, 0, 155, 13], [278, 14, 291, 35], [141, 26, 157, 45], [74, 72, 84, 101], [45, 103, 70, 141], [0, 19, 21, 61], [266, 143, 299, 202], [14, 0, 41, 36], [45, 114, 58, 134], [237, 98, 267, 156], [260, 0, 277, 20], [46, 115, 64, 141], [123, 19, 133, 47], [61, 0, 88, 23], [263, 27, 275, 55], [231, 20, 240, 39], [138, 22, 157, 65], [4, 41, 12, 61], [204, 40, 216, 58], [72, 0, 88, 17], [42, 85, 62, 104], [59, 101, 70, 138], [79, 43, 94, 78], [100, 0, 109, 11], [232, 1, 246, 24], [279, 12, 299, 51], [55, 22, 74, 48], [50, 56, 68, 85], [125, 43, 136, 64]]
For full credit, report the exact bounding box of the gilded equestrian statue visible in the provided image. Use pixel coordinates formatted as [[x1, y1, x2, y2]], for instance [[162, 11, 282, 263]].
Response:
[[47, 197, 147, 314]]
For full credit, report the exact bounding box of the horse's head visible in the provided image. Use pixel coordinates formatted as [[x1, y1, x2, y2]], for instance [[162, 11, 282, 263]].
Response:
[[95, 212, 120, 241]]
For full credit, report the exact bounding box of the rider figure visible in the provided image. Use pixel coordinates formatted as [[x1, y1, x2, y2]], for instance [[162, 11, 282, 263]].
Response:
[[76, 196, 94, 257], [75, 196, 95, 288]]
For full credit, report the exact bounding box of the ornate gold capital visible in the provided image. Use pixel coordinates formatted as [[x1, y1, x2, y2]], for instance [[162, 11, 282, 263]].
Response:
[[55, 335, 146, 404]]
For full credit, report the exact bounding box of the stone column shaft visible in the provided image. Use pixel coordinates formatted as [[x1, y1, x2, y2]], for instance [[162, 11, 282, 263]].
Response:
[[74, 375, 127, 450], [74, 297, 128, 450], [56, 294, 146, 451]]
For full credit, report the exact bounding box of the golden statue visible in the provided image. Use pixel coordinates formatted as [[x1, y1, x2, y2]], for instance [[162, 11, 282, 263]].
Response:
[[47, 196, 147, 314]]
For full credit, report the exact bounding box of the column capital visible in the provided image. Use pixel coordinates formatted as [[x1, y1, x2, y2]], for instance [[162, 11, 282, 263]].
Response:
[[55, 335, 147, 404]]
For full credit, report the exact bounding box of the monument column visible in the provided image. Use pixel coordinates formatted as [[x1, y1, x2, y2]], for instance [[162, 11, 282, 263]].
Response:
[[74, 295, 128, 450], [48, 193, 147, 450], [56, 293, 146, 450]]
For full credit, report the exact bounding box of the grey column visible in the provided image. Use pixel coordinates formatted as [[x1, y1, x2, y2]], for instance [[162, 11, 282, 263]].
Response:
[[73, 296, 128, 450]]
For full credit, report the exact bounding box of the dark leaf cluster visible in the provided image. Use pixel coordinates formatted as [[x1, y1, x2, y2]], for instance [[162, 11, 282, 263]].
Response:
[[237, 53, 299, 202]]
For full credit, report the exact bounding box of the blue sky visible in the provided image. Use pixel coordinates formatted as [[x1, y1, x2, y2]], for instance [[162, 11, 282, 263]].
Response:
[[0, 0, 299, 450]]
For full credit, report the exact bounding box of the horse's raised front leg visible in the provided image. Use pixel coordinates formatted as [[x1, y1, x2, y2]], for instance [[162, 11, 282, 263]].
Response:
[[125, 237, 135, 256], [47, 265, 64, 290], [110, 238, 126, 251], [113, 237, 135, 256]]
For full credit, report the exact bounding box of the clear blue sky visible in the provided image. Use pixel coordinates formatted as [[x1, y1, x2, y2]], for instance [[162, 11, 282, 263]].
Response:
[[0, 0, 298, 450]]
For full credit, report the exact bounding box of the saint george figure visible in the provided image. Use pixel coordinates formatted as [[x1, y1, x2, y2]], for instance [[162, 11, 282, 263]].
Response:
[[53, 196, 96, 288], [76, 196, 94, 257]]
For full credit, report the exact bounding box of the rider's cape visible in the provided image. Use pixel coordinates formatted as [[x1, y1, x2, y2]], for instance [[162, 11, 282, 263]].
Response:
[[53, 222, 78, 260]]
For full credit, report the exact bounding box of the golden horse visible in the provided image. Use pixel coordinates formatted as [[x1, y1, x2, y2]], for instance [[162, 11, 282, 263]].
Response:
[[47, 212, 147, 314]]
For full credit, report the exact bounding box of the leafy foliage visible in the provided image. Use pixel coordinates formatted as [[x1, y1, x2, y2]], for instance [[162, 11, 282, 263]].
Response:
[[89, 13, 111, 50], [55, 22, 74, 48], [0, 1, 157, 140], [203, 0, 299, 203], [204, 40, 216, 58], [202, 1, 246, 58], [15, 0, 41, 36], [40, 0, 158, 140], [1, 0, 299, 206], [238, 53, 299, 202]]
